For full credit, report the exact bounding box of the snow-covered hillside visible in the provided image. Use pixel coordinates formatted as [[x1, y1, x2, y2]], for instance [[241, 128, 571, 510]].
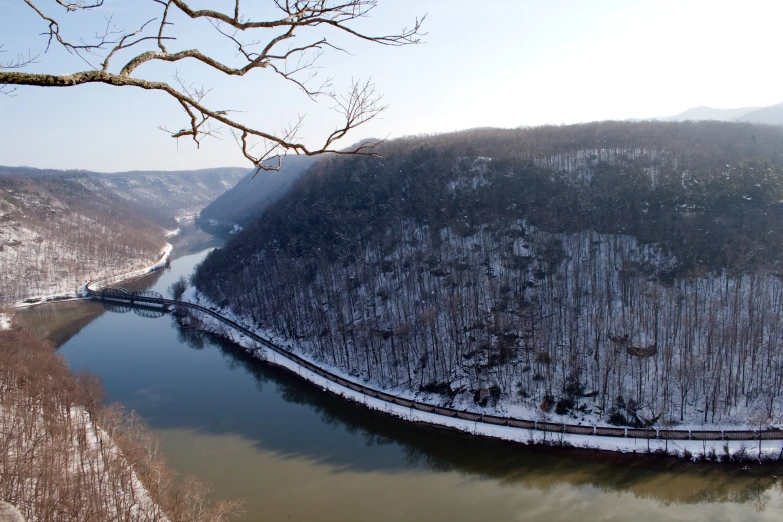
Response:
[[0, 174, 165, 304], [92, 167, 248, 222], [195, 121, 783, 431], [0, 165, 248, 223]]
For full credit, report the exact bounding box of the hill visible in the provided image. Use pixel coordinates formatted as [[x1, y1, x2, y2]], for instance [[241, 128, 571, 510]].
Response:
[[197, 156, 315, 232], [193, 120, 783, 429], [0, 172, 165, 303], [665, 103, 783, 126], [0, 166, 248, 223]]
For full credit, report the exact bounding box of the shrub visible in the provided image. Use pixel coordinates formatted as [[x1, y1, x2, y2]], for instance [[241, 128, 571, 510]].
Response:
[[168, 275, 188, 300], [540, 394, 555, 412], [555, 396, 575, 415]]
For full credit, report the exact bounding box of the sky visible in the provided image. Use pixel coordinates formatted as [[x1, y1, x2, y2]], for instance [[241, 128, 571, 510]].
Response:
[[1, 0, 782, 172]]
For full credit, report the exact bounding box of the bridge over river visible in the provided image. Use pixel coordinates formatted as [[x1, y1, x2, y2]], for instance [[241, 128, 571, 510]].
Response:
[[87, 283, 783, 447]]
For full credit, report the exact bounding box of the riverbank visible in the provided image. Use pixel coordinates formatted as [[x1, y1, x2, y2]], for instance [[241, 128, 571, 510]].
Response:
[[175, 287, 783, 463], [11, 243, 172, 309], [2, 259, 245, 521], [46, 236, 783, 463], [0, 327, 169, 521], [25, 234, 783, 520]]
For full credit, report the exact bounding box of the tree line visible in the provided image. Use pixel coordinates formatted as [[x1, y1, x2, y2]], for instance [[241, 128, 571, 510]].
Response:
[[194, 121, 783, 428], [0, 325, 244, 521]]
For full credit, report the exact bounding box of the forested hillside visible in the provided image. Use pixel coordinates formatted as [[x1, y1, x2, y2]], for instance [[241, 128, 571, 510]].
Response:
[[0, 166, 247, 223], [197, 156, 314, 230], [93, 167, 247, 222], [0, 326, 244, 521], [0, 173, 164, 303], [194, 121, 783, 429]]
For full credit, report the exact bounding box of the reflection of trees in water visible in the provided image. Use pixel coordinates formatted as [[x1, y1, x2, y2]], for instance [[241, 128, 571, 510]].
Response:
[[175, 321, 207, 351], [16, 301, 108, 347], [689, 479, 781, 512], [177, 324, 783, 510]]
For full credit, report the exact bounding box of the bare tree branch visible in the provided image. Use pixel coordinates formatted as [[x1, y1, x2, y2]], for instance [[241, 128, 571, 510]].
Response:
[[0, 45, 40, 96], [3, 0, 426, 170]]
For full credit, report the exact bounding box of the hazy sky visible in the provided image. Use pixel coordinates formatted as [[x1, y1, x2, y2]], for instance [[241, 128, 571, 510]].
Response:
[[1, 0, 782, 171]]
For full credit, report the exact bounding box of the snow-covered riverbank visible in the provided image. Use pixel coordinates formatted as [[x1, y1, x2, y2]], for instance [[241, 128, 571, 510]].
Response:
[[179, 287, 783, 462], [12, 243, 172, 309]]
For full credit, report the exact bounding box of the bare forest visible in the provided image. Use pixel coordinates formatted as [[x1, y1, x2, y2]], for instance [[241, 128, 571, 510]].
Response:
[[0, 326, 243, 521], [0, 173, 165, 303], [194, 121, 783, 430]]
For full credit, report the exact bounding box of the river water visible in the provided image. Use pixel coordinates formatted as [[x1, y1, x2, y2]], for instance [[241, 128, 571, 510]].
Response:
[[15, 227, 783, 521]]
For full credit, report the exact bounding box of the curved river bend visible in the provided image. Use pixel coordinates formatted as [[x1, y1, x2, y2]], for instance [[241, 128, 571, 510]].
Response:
[[16, 227, 783, 522]]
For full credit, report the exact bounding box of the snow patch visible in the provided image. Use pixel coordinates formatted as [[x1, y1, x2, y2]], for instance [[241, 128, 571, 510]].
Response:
[[164, 228, 181, 238]]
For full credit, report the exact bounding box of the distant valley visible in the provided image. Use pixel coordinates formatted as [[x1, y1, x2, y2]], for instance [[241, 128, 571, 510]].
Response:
[[197, 155, 315, 235], [0, 165, 249, 224]]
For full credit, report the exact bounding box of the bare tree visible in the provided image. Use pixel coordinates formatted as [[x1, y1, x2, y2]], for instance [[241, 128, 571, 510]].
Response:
[[1, 1, 424, 174]]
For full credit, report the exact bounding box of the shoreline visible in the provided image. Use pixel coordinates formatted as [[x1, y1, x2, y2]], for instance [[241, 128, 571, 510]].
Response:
[[37, 239, 783, 463], [171, 290, 783, 463], [9, 243, 173, 310]]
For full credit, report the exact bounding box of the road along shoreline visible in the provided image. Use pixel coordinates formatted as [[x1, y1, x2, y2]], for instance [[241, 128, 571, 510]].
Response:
[[82, 266, 783, 462], [169, 298, 783, 462], [11, 243, 173, 309]]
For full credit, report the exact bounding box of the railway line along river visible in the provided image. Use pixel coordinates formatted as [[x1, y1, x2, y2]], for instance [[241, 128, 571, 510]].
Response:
[[14, 226, 783, 521]]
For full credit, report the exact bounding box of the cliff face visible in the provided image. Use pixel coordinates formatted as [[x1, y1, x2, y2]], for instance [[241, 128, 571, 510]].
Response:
[[194, 121, 783, 428]]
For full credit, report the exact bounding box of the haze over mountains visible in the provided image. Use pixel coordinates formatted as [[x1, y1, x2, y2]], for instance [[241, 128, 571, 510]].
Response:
[[197, 155, 315, 232], [0, 165, 248, 223], [661, 103, 783, 126]]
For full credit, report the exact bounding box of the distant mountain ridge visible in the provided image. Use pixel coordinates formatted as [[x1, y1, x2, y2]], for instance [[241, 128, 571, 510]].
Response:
[[663, 103, 783, 126], [0, 165, 249, 223]]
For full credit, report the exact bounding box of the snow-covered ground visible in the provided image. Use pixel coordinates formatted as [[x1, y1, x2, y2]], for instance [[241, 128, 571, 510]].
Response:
[[180, 288, 783, 461], [0, 400, 168, 521], [83, 243, 173, 294], [0, 206, 164, 305], [9, 242, 173, 309], [0, 313, 10, 330]]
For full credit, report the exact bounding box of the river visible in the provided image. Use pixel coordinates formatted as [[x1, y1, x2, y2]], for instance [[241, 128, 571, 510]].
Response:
[[15, 226, 783, 521]]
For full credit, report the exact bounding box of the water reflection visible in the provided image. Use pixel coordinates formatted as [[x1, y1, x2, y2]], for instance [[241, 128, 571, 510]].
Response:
[[13, 224, 783, 521], [195, 334, 783, 509], [16, 299, 107, 346]]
